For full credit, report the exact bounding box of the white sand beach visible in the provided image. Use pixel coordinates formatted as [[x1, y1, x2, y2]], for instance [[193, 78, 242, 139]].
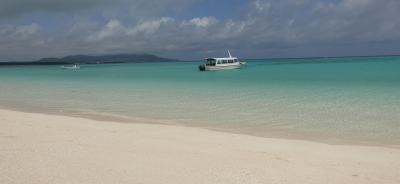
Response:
[[1, 109, 399, 184]]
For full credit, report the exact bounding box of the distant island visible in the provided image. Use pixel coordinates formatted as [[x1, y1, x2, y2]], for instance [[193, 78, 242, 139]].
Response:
[[0, 54, 176, 66]]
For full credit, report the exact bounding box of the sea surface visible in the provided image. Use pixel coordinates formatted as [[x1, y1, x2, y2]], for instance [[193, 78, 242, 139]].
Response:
[[1, 56, 399, 146]]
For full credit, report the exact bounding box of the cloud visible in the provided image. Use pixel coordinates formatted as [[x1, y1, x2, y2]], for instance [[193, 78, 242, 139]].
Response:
[[253, 0, 271, 11], [182, 17, 218, 27], [0, 23, 48, 61], [0, 0, 200, 19], [87, 19, 124, 41], [0, 23, 41, 41], [0, 0, 107, 18], [1, 0, 400, 61], [128, 17, 175, 35], [237, 0, 400, 54]]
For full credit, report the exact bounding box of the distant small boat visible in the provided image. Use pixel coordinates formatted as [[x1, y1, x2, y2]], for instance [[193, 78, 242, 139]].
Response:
[[199, 50, 246, 71], [60, 64, 80, 70]]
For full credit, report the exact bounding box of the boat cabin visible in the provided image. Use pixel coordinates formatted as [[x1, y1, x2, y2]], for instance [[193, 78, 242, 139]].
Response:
[[205, 58, 239, 66]]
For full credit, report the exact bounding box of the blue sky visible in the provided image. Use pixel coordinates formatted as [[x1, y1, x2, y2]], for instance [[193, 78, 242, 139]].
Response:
[[0, 0, 400, 61]]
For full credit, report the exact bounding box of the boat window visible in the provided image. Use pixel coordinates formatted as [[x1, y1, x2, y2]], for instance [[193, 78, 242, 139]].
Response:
[[217, 61, 221, 64], [206, 59, 216, 66], [234, 59, 238, 63], [228, 59, 233, 63], [222, 60, 227, 64]]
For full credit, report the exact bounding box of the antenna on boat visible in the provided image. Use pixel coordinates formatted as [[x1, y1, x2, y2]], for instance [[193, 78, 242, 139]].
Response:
[[227, 50, 232, 58]]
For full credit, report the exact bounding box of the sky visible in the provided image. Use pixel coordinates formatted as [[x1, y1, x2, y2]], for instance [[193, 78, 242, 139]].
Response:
[[0, 0, 400, 61]]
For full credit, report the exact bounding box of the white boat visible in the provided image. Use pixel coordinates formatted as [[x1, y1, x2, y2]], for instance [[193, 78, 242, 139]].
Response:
[[60, 64, 80, 70], [199, 50, 245, 71]]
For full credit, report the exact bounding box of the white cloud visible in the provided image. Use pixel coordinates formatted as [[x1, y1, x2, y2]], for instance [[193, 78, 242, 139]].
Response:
[[253, 0, 271, 11], [0, 23, 41, 40], [127, 17, 174, 35], [15, 24, 40, 39], [182, 17, 218, 27], [87, 19, 124, 41]]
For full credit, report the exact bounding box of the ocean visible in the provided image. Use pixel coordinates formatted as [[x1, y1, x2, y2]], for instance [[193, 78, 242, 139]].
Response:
[[1, 56, 399, 146]]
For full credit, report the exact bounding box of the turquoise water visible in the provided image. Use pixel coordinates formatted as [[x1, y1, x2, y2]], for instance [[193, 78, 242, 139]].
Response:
[[1, 56, 400, 145]]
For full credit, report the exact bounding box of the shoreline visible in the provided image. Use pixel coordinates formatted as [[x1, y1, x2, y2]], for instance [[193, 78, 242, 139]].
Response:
[[1, 103, 399, 149], [1, 108, 400, 183]]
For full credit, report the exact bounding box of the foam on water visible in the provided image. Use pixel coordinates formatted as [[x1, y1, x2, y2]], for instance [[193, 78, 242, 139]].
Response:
[[1, 56, 399, 145]]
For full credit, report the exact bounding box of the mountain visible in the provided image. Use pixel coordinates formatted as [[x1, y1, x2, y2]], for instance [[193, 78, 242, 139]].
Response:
[[0, 54, 176, 66]]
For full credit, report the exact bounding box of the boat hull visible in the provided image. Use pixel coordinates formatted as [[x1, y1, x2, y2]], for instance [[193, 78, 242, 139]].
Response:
[[199, 64, 241, 71], [60, 66, 80, 70]]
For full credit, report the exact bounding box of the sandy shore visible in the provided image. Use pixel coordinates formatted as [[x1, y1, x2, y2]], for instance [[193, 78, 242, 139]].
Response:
[[0, 109, 399, 184]]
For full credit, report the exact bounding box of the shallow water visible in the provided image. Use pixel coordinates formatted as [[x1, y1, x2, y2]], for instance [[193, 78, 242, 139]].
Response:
[[1, 56, 399, 145]]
